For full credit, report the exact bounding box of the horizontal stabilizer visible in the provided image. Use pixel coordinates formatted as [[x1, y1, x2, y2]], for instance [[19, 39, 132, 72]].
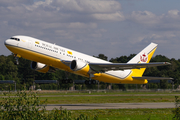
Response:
[[132, 76, 173, 80]]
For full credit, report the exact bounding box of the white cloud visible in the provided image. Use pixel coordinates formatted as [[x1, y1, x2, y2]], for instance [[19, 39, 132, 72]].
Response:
[[130, 9, 180, 29], [2, 0, 180, 60], [0, 0, 33, 6], [92, 12, 125, 21], [167, 9, 180, 16], [67, 22, 97, 29], [130, 11, 159, 25], [51, 0, 121, 13], [0, 0, 123, 34], [24, 0, 123, 22]]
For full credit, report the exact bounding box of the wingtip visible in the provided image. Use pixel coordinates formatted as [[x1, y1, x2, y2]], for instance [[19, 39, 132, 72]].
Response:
[[164, 62, 171, 65]]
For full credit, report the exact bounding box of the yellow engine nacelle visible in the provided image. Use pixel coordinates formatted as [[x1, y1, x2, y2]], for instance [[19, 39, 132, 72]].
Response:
[[70, 60, 94, 76], [31, 61, 55, 73]]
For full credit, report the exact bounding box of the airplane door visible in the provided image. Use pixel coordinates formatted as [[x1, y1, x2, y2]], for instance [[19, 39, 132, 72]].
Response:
[[17, 42, 19, 47], [28, 41, 32, 49]]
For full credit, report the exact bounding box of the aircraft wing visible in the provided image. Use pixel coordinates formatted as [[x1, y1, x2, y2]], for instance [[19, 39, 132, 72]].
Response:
[[61, 60, 171, 72], [132, 76, 173, 80], [89, 62, 171, 72]]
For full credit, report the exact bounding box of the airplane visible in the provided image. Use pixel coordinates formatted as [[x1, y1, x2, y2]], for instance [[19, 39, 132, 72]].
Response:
[[4, 35, 173, 84]]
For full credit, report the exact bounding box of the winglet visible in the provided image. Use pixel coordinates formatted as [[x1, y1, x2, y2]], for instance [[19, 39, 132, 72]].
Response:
[[164, 62, 171, 65]]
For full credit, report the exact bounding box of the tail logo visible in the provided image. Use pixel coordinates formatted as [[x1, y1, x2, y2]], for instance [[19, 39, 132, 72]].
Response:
[[140, 53, 148, 63]]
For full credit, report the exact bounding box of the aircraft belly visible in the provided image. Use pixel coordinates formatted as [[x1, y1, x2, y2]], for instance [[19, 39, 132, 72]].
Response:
[[91, 70, 131, 84], [93, 73, 123, 83], [105, 70, 132, 79], [93, 73, 147, 84], [6, 45, 70, 71]]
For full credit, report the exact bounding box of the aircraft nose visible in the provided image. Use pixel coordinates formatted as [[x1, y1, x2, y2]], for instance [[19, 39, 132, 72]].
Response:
[[4, 39, 8, 45], [4, 39, 10, 46]]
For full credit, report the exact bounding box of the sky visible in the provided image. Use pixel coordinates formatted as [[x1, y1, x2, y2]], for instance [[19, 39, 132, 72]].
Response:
[[1, 0, 180, 60]]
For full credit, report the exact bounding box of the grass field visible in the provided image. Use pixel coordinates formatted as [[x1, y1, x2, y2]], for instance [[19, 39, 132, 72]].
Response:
[[0, 90, 178, 119], [70, 108, 174, 120], [29, 91, 180, 119], [39, 95, 175, 104], [35, 91, 178, 104], [36, 90, 180, 96], [0, 90, 179, 104]]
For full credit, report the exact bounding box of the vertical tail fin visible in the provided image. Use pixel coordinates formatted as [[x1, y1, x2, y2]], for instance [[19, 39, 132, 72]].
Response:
[[128, 43, 157, 64], [128, 43, 158, 76]]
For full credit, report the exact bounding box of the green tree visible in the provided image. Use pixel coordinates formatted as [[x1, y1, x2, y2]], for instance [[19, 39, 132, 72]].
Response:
[[94, 54, 108, 61], [0, 75, 4, 80]]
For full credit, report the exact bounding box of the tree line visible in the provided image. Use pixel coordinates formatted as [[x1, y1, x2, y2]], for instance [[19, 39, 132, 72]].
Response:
[[0, 53, 179, 90]]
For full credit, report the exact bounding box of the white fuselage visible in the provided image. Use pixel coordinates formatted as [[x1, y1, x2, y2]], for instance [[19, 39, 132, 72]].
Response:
[[4, 35, 149, 84]]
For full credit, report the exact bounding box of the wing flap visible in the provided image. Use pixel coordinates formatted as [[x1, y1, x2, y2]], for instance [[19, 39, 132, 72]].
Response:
[[89, 62, 171, 72], [132, 76, 173, 80]]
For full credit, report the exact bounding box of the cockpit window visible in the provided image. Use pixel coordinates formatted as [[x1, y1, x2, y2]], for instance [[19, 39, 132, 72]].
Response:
[[10, 37, 20, 41]]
